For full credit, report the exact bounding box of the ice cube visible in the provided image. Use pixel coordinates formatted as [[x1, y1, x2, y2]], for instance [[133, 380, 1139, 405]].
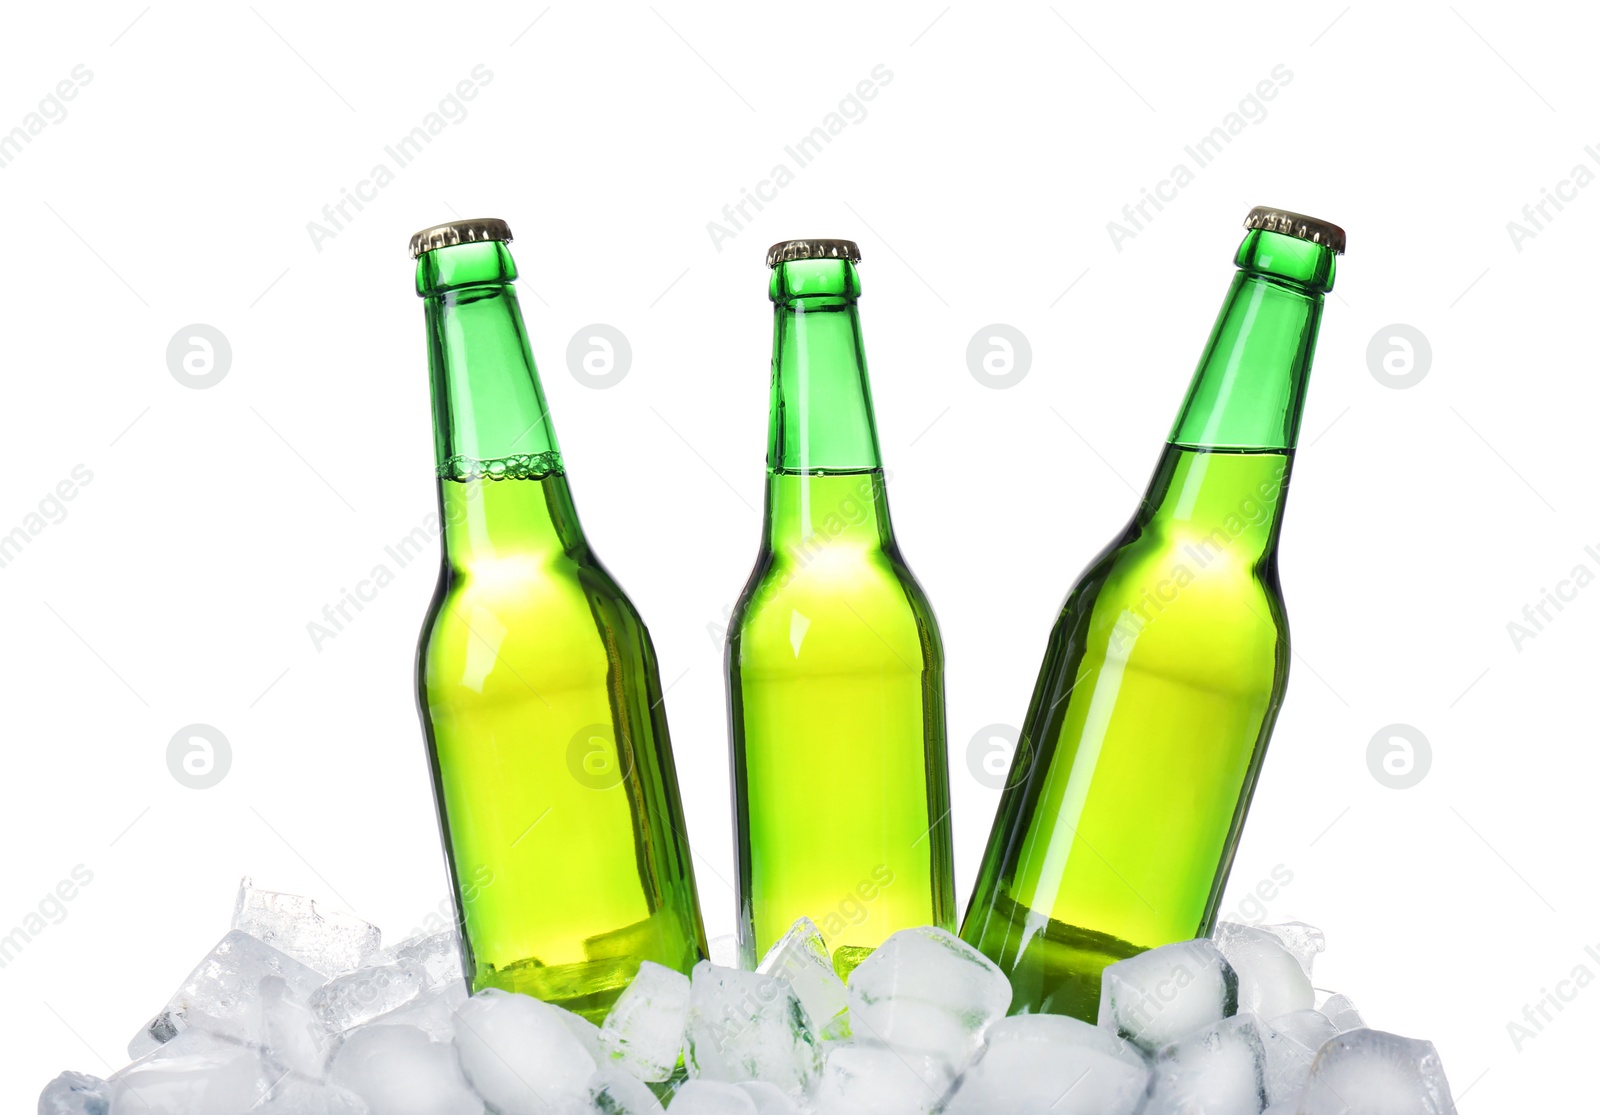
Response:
[[564, 1009, 606, 1063], [330, 1025, 482, 1115], [812, 1041, 956, 1115], [127, 929, 325, 1057], [232, 877, 381, 977], [259, 974, 329, 1078], [1299, 1028, 1457, 1114], [1260, 1012, 1332, 1106], [1213, 923, 1314, 1020], [370, 929, 464, 990], [115, 1026, 234, 1073], [941, 1014, 1149, 1115], [590, 1065, 666, 1114], [684, 962, 821, 1097], [1316, 991, 1365, 1033], [668, 1080, 757, 1114], [1256, 922, 1325, 979], [601, 960, 690, 1082], [1098, 938, 1237, 1055], [1143, 1013, 1268, 1115], [251, 1077, 372, 1114], [846, 927, 1010, 1074], [453, 987, 597, 1113], [709, 935, 741, 970], [363, 981, 468, 1042], [37, 1070, 109, 1115], [1269, 1008, 1337, 1052], [737, 1081, 799, 1114], [311, 957, 428, 1034], [108, 1045, 269, 1114], [756, 917, 848, 1035]]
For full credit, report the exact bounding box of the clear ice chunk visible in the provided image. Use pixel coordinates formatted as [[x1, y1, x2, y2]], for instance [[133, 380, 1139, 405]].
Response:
[[737, 1080, 800, 1114], [363, 980, 468, 1042], [37, 1070, 110, 1115], [1317, 991, 1365, 1033], [232, 877, 381, 977], [845, 926, 1011, 1074], [601, 960, 691, 1082], [1260, 1011, 1331, 1106], [590, 1065, 666, 1114], [259, 974, 330, 1078], [684, 962, 822, 1098], [251, 1077, 371, 1114], [564, 1009, 606, 1064], [1298, 1028, 1457, 1114], [1143, 1013, 1268, 1115], [368, 929, 464, 990], [453, 987, 597, 1113], [1255, 922, 1325, 979], [756, 917, 848, 1034], [107, 1045, 269, 1114], [1098, 938, 1237, 1055], [668, 1080, 758, 1114], [330, 1025, 482, 1115], [942, 1014, 1150, 1115], [812, 1041, 956, 1115], [126, 929, 325, 1057], [311, 957, 428, 1034], [709, 935, 741, 970], [1213, 923, 1314, 1021]]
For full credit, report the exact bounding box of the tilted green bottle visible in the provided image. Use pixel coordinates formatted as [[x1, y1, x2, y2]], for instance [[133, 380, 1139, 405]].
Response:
[[411, 219, 705, 1020], [960, 208, 1345, 1020], [727, 239, 955, 975]]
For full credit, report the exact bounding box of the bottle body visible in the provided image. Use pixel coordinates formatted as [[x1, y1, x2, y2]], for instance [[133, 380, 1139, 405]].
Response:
[[960, 219, 1337, 1020], [727, 249, 955, 973], [413, 232, 704, 1020], [960, 445, 1291, 1018], [728, 469, 954, 971]]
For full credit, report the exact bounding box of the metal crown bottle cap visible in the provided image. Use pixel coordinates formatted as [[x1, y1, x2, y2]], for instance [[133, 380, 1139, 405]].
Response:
[[409, 217, 513, 259], [1243, 207, 1345, 255], [766, 239, 862, 268]]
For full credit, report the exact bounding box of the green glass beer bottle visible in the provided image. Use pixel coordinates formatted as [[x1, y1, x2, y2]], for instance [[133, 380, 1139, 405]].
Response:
[[960, 208, 1345, 1020], [411, 219, 705, 1020], [727, 239, 956, 975]]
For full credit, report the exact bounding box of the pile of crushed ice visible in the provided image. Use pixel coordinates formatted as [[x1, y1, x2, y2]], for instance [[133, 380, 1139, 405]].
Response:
[[41, 879, 1456, 1114]]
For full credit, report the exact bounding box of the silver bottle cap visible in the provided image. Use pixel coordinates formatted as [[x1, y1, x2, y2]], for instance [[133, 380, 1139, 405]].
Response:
[[1243, 207, 1345, 255], [766, 239, 862, 268], [409, 217, 513, 259]]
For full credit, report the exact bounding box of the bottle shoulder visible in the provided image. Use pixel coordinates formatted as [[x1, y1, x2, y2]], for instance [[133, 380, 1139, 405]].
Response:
[[730, 543, 941, 669]]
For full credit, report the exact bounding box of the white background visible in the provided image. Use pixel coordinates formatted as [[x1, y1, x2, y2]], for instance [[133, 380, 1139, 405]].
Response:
[[1, 1, 1592, 1107]]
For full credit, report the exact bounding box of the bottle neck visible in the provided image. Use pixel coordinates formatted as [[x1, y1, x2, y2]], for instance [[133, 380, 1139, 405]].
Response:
[[763, 469, 893, 559], [1167, 229, 1334, 452], [417, 241, 579, 565], [766, 258, 883, 474], [418, 241, 564, 481]]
